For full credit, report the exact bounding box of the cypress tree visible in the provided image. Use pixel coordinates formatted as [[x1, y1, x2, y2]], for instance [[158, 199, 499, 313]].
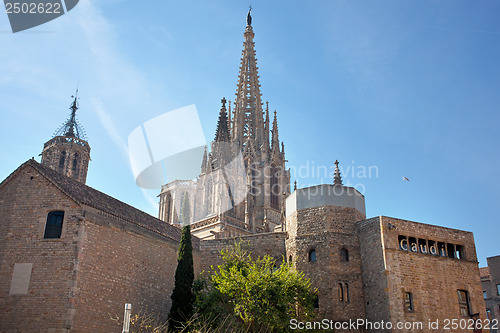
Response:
[[168, 192, 194, 330]]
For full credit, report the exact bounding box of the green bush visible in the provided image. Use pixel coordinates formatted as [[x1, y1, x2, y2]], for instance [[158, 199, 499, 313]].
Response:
[[193, 243, 316, 332]]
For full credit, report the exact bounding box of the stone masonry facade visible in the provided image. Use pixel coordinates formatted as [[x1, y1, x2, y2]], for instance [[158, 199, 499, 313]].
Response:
[[0, 161, 199, 332], [481, 255, 500, 333], [0, 10, 492, 333], [286, 204, 367, 324], [360, 216, 487, 333]]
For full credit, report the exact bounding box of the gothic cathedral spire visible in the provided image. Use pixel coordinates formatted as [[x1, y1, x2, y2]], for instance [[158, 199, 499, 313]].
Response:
[[271, 110, 280, 159], [232, 7, 265, 148], [158, 9, 291, 239], [214, 98, 230, 143], [41, 92, 91, 184]]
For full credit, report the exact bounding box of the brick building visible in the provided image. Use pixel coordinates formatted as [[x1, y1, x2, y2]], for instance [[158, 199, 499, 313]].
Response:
[[0, 99, 201, 331], [0, 9, 491, 333], [283, 182, 488, 332], [481, 256, 500, 333]]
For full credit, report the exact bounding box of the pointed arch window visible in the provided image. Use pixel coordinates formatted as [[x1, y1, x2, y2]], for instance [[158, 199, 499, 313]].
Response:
[[72, 153, 79, 175], [44, 211, 64, 239], [339, 282, 349, 303], [270, 164, 279, 209], [308, 249, 316, 263], [58, 151, 66, 172]]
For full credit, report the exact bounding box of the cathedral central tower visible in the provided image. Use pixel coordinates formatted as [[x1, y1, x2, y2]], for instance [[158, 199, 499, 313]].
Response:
[[159, 10, 290, 239]]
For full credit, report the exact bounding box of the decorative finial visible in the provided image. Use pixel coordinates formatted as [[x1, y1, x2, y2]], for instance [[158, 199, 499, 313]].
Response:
[[66, 89, 80, 137], [52, 89, 87, 141], [221, 97, 227, 108], [333, 160, 343, 186], [294, 180, 297, 191], [70, 89, 79, 112], [247, 6, 252, 26]]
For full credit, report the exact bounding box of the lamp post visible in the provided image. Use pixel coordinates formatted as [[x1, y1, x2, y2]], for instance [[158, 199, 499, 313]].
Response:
[[122, 303, 132, 333]]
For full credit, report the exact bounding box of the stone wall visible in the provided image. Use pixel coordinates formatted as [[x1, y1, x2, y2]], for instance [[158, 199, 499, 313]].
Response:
[[485, 256, 500, 333], [358, 217, 392, 332], [0, 164, 197, 332], [286, 204, 367, 323], [199, 232, 286, 274], [0, 164, 81, 332], [378, 216, 487, 333], [71, 208, 199, 332]]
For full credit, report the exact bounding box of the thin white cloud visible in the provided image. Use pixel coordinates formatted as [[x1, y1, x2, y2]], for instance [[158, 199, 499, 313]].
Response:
[[90, 98, 128, 156]]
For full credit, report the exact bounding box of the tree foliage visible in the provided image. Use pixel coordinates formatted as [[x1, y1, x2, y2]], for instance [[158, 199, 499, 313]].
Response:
[[194, 243, 316, 332], [181, 191, 191, 226], [168, 192, 194, 331]]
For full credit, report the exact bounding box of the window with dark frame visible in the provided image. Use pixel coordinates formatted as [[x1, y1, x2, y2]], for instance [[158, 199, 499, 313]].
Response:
[[447, 243, 456, 258], [72, 153, 79, 175], [428, 240, 437, 255], [58, 151, 66, 172], [408, 237, 417, 252], [340, 248, 349, 262], [457, 290, 470, 317], [338, 283, 344, 302], [418, 239, 427, 254], [308, 249, 316, 263], [437, 242, 446, 256], [399, 235, 408, 251], [44, 211, 64, 239], [484, 290, 487, 299], [455, 245, 464, 260], [497, 284, 500, 295], [404, 292, 414, 311]]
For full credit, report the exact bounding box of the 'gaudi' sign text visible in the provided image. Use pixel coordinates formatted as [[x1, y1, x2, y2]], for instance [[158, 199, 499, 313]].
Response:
[[398, 235, 465, 260]]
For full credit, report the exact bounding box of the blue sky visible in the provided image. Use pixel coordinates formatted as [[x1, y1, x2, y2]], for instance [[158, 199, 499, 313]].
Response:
[[1, 0, 499, 266]]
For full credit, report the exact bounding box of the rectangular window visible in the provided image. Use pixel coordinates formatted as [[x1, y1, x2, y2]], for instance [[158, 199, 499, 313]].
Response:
[[497, 284, 500, 295], [486, 309, 492, 320], [399, 235, 408, 251], [404, 292, 414, 311], [484, 290, 487, 299], [428, 240, 437, 255], [457, 290, 470, 317], [408, 237, 418, 252], [438, 242, 446, 256], [455, 245, 464, 260], [447, 243, 456, 258], [418, 239, 428, 254], [44, 211, 64, 239]]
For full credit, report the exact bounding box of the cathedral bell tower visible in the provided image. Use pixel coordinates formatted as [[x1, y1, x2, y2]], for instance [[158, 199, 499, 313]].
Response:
[[158, 9, 291, 239], [41, 91, 91, 184]]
